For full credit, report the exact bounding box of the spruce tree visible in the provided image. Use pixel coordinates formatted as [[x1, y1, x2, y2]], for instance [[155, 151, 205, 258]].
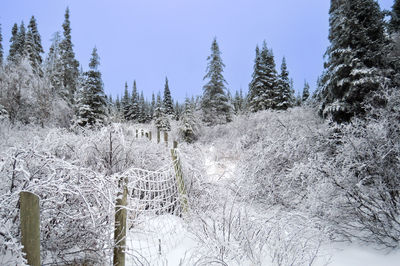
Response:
[[174, 100, 181, 121], [163, 77, 174, 115], [45, 32, 64, 95], [75, 47, 107, 126], [16, 22, 26, 58], [390, 0, 400, 33], [25, 16, 44, 74], [320, 0, 387, 122], [275, 57, 293, 110], [248, 46, 263, 112], [302, 81, 310, 102], [260, 42, 278, 109], [7, 23, 19, 62], [122, 82, 131, 120], [179, 97, 199, 143], [154, 92, 170, 131], [248, 42, 278, 111], [127, 80, 139, 121], [115, 95, 121, 113], [201, 38, 232, 125], [0, 24, 3, 66], [150, 92, 155, 120], [60, 7, 79, 104], [138, 91, 146, 123]]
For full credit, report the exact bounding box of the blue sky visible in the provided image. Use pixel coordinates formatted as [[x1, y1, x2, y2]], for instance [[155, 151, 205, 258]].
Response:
[[0, 0, 394, 102]]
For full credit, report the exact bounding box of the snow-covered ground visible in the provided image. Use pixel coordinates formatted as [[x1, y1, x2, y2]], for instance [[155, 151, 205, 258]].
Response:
[[319, 243, 400, 266], [138, 143, 400, 266], [204, 145, 237, 182]]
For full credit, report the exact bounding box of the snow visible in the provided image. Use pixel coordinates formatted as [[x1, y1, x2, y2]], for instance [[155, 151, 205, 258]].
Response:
[[204, 144, 237, 182], [126, 214, 197, 265], [316, 243, 400, 266]]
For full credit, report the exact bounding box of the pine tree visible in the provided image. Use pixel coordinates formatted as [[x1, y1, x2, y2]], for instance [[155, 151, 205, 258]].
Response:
[[302, 81, 310, 102], [60, 7, 80, 104], [390, 0, 400, 33], [75, 47, 107, 126], [201, 38, 232, 125], [7, 23, 19, 62], [0, 24, 3, 66], [163, 77, 174, 115], [154, 92, 170, 131], [320, 0, 387, 122], [121, 82, 131, 120], [275, 57, 293, 110]]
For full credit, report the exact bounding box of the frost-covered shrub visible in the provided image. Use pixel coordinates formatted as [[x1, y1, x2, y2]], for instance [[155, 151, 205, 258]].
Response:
[[0, 146, 116, 264], [305, 88, 400, 248], [235, 108, 327, 206], [0, 122, 172, 264], [187, 199, 327, 266]]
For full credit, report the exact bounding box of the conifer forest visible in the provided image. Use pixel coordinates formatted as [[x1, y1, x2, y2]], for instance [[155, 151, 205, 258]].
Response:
[[1, 1, 400, 265]]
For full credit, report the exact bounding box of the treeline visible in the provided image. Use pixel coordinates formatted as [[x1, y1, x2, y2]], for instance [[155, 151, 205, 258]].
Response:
[[0, 8, 107, 127], [2, 0, 398, 130], [0, 7, 313, 130]]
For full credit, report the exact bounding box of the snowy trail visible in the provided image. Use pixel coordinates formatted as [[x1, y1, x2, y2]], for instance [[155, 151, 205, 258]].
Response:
[[204, 145, 237, 182]]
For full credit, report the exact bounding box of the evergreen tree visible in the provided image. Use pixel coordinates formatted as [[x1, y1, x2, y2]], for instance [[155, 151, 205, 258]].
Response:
[[126, 80, 139, 121], [259, 42, 278, 109], [163, 77, 174, 115], [7, 23, 19, 62], [275, 57, 293, 110], [138, 91, 147, 123], [248, 46, 263, 112], [121, 82, 131, 120], [390, 0, 400, 32], [248, 42, 278, 111], [60, 7, 80, 104], [115, 95, 121, 113], [174, 100, 181, 120], [302, 81, 310, 102], [179, 97, 199, 143], [16, 22, 26, 58], [45, 32, 64, 95], [150, 92, 155, 120], [201, 38, 232, 125], [75, 47, 107, 126], [25, 16, 43, 73], [0, 24, 3, 66], [154, 92, 170, 131], [320, 0, 387, 122]]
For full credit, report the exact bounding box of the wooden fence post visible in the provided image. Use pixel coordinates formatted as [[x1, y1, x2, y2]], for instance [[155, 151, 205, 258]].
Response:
[[141, 130, 144, 137], [170, 142, 188, 213], [20, 192, 40, 266], [157, 129, 160, 144], [113, 183, 128, 266], [149, 131, 152, 141], [164, 132, 168, 147], [135, 129, 138, 138]]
